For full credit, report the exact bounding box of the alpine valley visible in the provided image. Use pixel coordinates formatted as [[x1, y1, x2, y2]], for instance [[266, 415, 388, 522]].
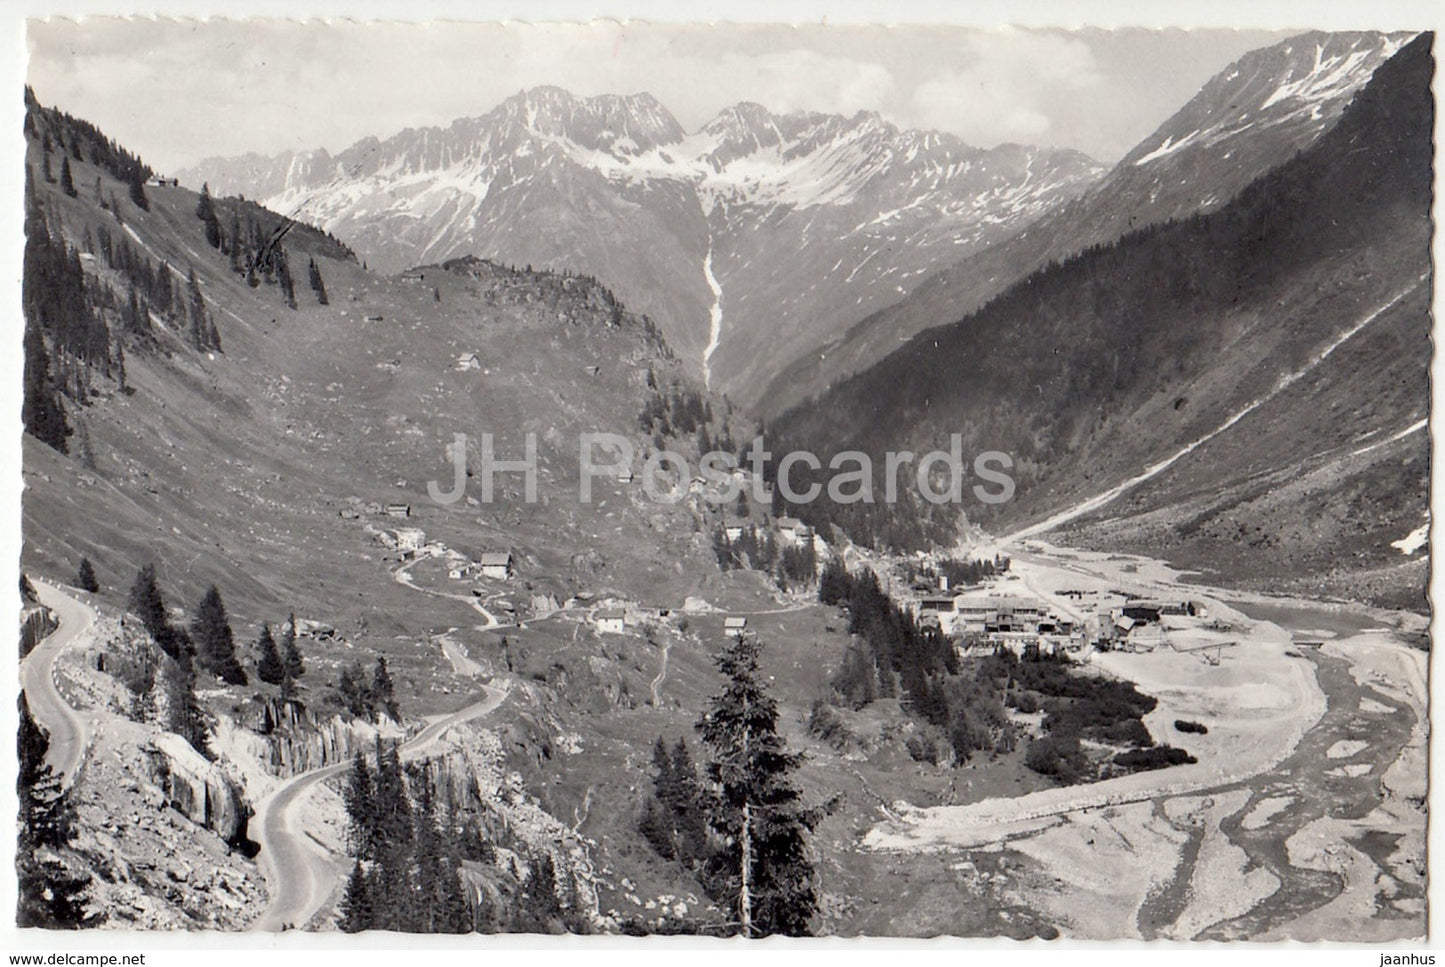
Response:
[[17, 26, 1431, 942]]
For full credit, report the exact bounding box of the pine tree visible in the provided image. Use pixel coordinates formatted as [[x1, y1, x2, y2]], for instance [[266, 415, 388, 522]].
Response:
[[254, 623, 285, 685], [410, 768, 449, 932], [191, 585, 247, 686], [113, 337, 127, 392], [163, 641, 210, 757], [74, 557, 98, 593], [127, 169, 148, 210], [369, 739, 413, 927], [277, 246, 297, 309], [372, 656, 400, 723], [670, 738, 709, 865], [308, 257, 329, 305], [195, 183, 221, 249], [279, 660, 298, 704], [59, 155, 76, 197], [228, 211, 242, 273], [17, 695, 97, 928], [818, 557, 849, 606], [22, 318, 70, 453], [372, 738, 411, 851], [127, 564, 169, 645], [338, 661, 370, 718], [651, 735, 677, 805], [343, 752, 377, 859], [513, 852, 563, 933], [637, 795, 674, 859], [19, 694, 75, 847], [338, 860, 374, 933], [696, 634, 820, 937], [185, 267, 216, 352], [127, 646, 158, 723]]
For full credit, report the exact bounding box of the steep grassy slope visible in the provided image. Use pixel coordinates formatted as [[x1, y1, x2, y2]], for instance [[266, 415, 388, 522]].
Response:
[[21, 109, 725, 714], [772, 33, 1432, 607]]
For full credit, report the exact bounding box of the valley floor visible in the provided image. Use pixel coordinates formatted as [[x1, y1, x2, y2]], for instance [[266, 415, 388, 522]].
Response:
[[860, 542, 1427, 940]]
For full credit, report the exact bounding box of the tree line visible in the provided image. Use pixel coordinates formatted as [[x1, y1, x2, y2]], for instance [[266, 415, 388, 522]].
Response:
[[337, 742, 585, 934], [120, 564, 309, 756], [710, 523, 818, 592]]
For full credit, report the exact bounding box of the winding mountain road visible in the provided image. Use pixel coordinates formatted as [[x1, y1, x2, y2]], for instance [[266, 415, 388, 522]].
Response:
[[393, 559, 505, 629], [250, 681, 510, 931], [22, 580, 96, 788]]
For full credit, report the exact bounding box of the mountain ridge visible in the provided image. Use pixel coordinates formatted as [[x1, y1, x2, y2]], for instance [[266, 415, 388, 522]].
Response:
[[758, 29, 1417, 416], [768, 31, 1432, 608], [178, 85, 1105, 402]]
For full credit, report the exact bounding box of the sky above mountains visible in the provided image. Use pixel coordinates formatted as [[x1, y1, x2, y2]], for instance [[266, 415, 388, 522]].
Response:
[[27, 19, 1292, 173]]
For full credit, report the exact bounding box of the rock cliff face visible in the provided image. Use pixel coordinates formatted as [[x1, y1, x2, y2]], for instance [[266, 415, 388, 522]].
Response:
[[146, 733, 250, 846], [230, 696, 404, 778], [71, 721, 268, 929], [21, 604, 58, 657], [427, 724, 601, 926]]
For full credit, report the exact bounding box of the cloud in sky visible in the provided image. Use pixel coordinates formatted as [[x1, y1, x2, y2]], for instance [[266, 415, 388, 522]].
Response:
[[909, 29, 1103, 144], [25, 20, 1294, 172], [712, 48, 896, 117]]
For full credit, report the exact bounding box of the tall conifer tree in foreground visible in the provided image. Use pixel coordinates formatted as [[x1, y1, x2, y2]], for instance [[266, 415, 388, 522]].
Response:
[[17, 695, 97, 928], [696, 634, 819, 937]]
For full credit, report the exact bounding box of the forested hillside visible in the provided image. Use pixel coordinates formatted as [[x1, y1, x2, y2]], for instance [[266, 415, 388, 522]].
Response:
[[772, 33, 1432, 604]]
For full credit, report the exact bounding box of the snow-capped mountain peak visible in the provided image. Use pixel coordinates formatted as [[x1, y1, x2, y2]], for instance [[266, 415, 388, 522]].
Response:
[[490, 86, 686, 157], [1125, 30, 1416, 168], [179, 88, 1104, 401]]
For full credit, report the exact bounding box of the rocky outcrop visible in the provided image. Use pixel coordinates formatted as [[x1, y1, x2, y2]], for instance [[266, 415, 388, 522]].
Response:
[[145, 733, 249, 846], [232, 696, 402, 778], [20, 604, 58, 658], [424, 726, 601, 928]]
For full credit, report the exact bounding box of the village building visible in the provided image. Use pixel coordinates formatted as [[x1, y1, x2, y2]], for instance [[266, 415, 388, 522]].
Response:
[[775, 516, 813, 545], [478, 551, 515, 580], [1122, 601, 1164, 623], [456, 352, 481, 371], [594, 609, 626, 635], [384, 502, 411, 519], [723, 616, 749, 636], [394, 528, 427, 552]]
